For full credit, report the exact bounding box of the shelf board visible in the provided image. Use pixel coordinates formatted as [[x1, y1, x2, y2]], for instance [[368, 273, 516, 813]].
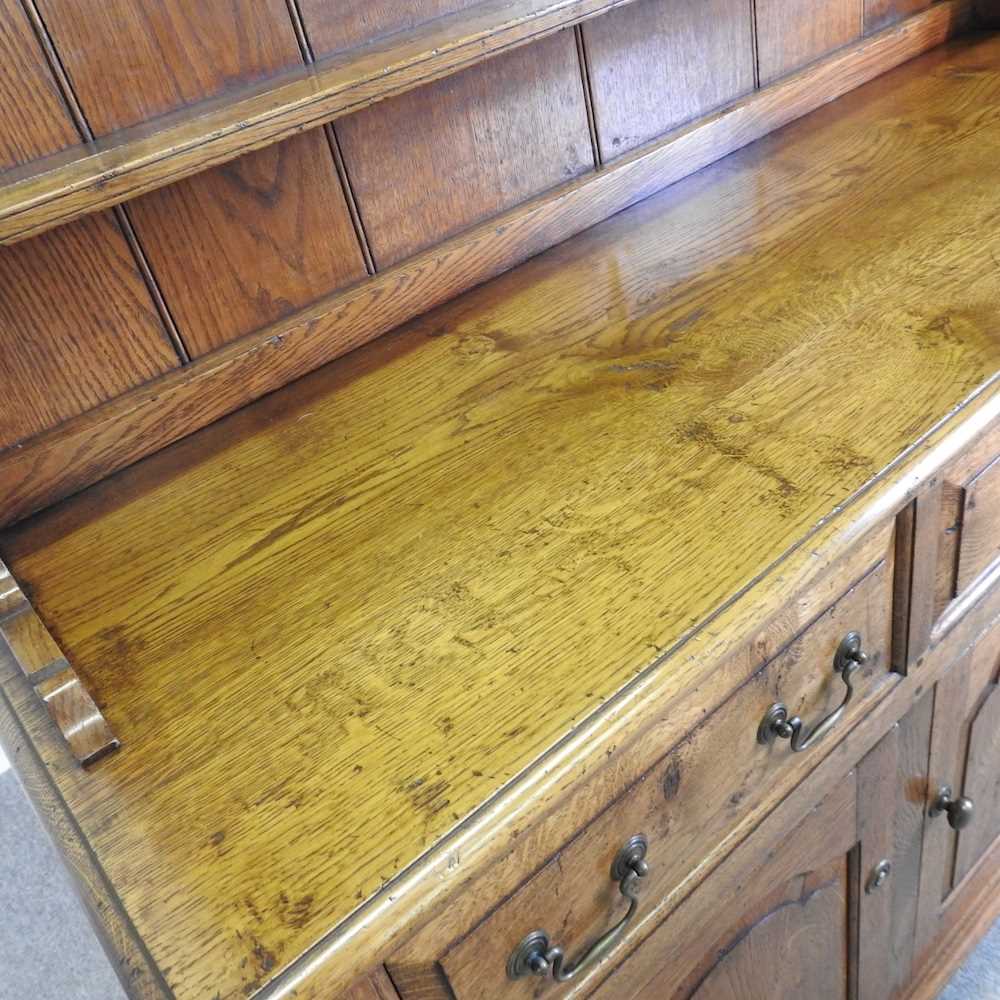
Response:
[[0, 0, 636, 246]]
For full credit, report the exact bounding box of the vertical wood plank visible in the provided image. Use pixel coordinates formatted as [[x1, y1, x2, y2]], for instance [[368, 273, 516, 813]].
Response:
[[35, 0, 305, 132], [337, 29, 595, 268], [865, 0, 933, 33], [0, 0, 177, 448], [756, 0, 863, 85], [0, 0, 77, 167], [0, 214, 180, 448], [126, 133, 367, 356], [298, 0, 481, 56], [38, 0, 367, 354], [582, 0, 756, 161]]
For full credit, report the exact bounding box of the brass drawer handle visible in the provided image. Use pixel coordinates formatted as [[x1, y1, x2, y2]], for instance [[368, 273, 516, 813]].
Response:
[[757, 632, 868, 753], [930, 785, 975, 830], [507, 835, 649, 982]]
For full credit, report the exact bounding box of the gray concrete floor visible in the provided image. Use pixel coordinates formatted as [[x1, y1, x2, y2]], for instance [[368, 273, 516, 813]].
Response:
[[0, 745, 996, 999]]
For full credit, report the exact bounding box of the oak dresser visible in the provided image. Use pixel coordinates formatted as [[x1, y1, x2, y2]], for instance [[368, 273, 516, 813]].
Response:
[[1, 1, 1000, 998]]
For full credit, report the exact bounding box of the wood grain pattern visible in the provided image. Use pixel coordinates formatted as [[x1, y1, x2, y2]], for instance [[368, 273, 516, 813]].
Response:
[[0, 0, 77, 169], [37, 0, 303, 134], [0, 562, 117, 766], [856, 694, 933, 999], [439, 562, 894, 1000], [126, 132, 367, 354], [0, 3, 973, 525], [591, 777, 858, 999], [1, 35, 999, 995], [0, 0, 644, 245], [757, 0, 864, 84], [865, 0, 933, 33], [341, 967, 401, 1000], [299, 0, 481, 55], [0, 211, 178, 448], [582, 0, 755, 160], [956, 454, 1000, 593], [337, 30, 594, 267], [37, 0, 367, 352]]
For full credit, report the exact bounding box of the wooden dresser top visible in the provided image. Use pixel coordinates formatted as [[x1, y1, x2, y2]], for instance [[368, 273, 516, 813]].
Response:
[[2, 33, 1000, 999]]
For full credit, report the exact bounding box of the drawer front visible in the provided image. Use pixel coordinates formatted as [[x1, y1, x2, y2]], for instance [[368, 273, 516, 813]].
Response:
[[439, 558, 898, 999]]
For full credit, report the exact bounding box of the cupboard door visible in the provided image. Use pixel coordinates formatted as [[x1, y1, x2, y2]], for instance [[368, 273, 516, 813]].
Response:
[[856, 693, 934, 998], [915, 616, 1000, 963], [591, 775, 859, 1000]]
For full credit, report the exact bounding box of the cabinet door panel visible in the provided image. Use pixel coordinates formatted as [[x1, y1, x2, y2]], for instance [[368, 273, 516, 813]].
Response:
[[591, 775, 858, 1000], [954, 682, 1000, 883], [856, 693, 933, 998], [669, 859, 849, 1000]]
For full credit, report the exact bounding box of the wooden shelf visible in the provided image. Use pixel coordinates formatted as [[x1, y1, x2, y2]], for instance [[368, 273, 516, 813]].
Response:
[[0, 0, 635, 246]]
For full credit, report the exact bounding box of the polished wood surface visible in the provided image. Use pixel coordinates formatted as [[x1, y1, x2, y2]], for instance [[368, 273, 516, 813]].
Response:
[[0, 0, 639, 246], [127, 132, 367, 354], [0, 0, 76, 167], [336, 30, 593, 267], [757, 0, 863, 84], [1, 32, 999, 998], [299, 0, 481, 55], [865, 0, 934, 32], [0, 4, 972, 527], [0, 211, 178, 449], [582, 0, 755, 160], [36, 0, 367, 353]]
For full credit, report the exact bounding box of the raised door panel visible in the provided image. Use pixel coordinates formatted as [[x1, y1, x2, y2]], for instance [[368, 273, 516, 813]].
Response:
[[582, 0, 755, 161], [299, 0, 481, 56], [0, 0, 177, 448], [39, 0, 367, 354], [864, 0, 934, 33], [336, 29, 594, 268], [756, 0, 863, 85]]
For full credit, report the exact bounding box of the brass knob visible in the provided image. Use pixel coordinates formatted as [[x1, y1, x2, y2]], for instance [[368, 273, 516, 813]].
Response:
[[931, 786, 975, 830]]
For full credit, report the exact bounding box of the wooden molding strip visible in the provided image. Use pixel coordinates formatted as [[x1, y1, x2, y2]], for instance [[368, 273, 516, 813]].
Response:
[[0, 0, 639, 245], [0, 0, 972, 528], [0, 559, 118, 765]]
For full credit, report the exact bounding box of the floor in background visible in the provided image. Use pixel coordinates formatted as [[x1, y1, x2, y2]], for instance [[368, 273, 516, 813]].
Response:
[[0, 744, 997, 999]]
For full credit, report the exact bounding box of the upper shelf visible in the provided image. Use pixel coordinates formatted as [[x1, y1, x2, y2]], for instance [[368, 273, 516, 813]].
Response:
[[0, 0, 633, 246]]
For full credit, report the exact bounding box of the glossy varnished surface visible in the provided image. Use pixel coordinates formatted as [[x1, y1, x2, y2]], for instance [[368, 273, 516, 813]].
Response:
[[3, 35, 1000, 999]]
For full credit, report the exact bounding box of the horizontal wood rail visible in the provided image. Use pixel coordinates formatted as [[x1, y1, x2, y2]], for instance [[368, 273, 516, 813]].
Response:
[[0, 0, 973, 527], [0, 0, 639, 246]]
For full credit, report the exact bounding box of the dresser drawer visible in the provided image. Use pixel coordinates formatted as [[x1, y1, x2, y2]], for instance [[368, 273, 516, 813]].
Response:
[[436, 558, 898, 998]]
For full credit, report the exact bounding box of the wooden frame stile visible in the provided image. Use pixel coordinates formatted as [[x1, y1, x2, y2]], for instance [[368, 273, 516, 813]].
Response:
[[0, 0, 973, 530]]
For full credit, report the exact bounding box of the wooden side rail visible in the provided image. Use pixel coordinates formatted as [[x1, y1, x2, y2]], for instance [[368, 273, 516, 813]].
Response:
[[0, 559, 117, 765], [0, 0, 637, 246]]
